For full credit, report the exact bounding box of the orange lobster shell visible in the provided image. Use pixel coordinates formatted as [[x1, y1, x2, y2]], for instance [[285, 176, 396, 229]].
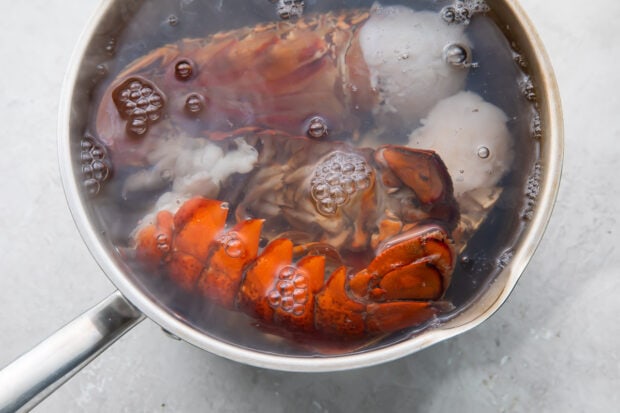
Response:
[[135, 197, 455, 339]]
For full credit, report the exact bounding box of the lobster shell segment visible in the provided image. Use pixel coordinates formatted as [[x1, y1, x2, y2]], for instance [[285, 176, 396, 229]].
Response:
[[314, 266, 367, 338], [197, 218, 264, 308]]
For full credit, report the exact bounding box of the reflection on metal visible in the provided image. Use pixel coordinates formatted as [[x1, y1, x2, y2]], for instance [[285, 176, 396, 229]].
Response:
[[0, 292, 143, 413]]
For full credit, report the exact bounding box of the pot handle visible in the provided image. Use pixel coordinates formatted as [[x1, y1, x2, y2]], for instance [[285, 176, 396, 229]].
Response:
[[0, 291, 144, 413]]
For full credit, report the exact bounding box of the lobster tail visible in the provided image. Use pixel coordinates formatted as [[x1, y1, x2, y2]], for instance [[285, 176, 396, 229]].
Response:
[[134, 197, 455, 341]]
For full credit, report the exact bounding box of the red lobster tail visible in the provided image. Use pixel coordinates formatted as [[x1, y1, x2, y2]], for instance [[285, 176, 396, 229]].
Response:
[[134, 197, 455, 340]]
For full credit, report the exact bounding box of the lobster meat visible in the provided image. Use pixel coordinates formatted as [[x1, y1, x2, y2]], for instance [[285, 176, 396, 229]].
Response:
[[132, 129, 459, 339]]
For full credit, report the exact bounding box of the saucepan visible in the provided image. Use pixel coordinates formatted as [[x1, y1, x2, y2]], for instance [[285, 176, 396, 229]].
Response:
[[0, 0, 562, 411]]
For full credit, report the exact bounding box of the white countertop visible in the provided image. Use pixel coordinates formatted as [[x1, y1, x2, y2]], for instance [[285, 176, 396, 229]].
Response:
[[1, 1, 618, 411]]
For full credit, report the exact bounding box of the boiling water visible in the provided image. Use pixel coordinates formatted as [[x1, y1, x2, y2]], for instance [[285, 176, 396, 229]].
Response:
[[76, 0, 541, 356]]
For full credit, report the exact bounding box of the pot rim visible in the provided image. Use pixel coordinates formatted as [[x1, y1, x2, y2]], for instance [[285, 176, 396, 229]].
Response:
[[58, 0, 563, 372]]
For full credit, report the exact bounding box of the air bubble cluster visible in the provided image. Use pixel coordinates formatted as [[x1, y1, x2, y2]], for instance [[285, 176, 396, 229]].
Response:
[[531, 112, 542, 140], [441, 0, 490, 25], [310, 151, 372, 216], [522, 163, 541, 220], [267, 266, 309, 316], [520, 77, 537, 101], [113, 78, 164, 136], [156, 233, 171, 254], [105, 38, 117, 55], [514, 52, 528, 69], [497, 249, 514, 270], [276, 0, 305, 20], [80, 135, 111, 197]]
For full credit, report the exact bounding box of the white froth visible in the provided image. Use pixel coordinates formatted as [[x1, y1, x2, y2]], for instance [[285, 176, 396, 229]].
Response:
[[408, 91, 513, 196], [359, 5, 470, 126]]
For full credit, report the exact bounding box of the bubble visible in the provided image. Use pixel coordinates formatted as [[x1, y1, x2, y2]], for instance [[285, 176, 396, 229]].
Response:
[[82, 166, 93, 181], [105, 38, 116, 55], [95, 64, 108, 77], [277, 280, 294, 295], [318, 198, 337, 215], [84, 179, 100, 196], [81, 152, 93, 163], [329, 186, 348, 205], [167, 14, 179, 26], [460, 255, 473, 270], [514, 53, 528, 69], [311, 182, 329, 200], [443, 43, 472, 68], [147, 110, 161, 122], [175, 60, 193, 81], [441, 6, 456, 23], [149, 94, 162, 106], [353, 173, 371, 190], [224, 234, 245, 258], [92, 161, 109, 181], [293, 289, 307, 304], [326, 173, 340, 186], [279, 266, 296, 280], [123, 101, 137, 113], [307, 116, 328, 139], [81, 139, 93, 151], [293, 275, 307, 289], [156, 234, 170, 253], [292, 304, 305, 316], [268, 291, 281, 308], [342, 163, 355, 174], [129, 118, 147, 135], [276, 0, 305, 20], [185, 93, 204, 113], [160, 169, 174, 182], [281, 296, 295, 312], [477, 146, 490, 159], [341, 177, 356, 194]]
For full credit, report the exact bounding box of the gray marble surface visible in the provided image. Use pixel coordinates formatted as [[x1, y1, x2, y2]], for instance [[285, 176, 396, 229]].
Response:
[[1, 1, 618, 411]]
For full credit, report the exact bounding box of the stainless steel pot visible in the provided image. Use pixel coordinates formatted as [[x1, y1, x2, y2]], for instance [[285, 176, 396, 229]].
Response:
[[0, 0, 563, 411]]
